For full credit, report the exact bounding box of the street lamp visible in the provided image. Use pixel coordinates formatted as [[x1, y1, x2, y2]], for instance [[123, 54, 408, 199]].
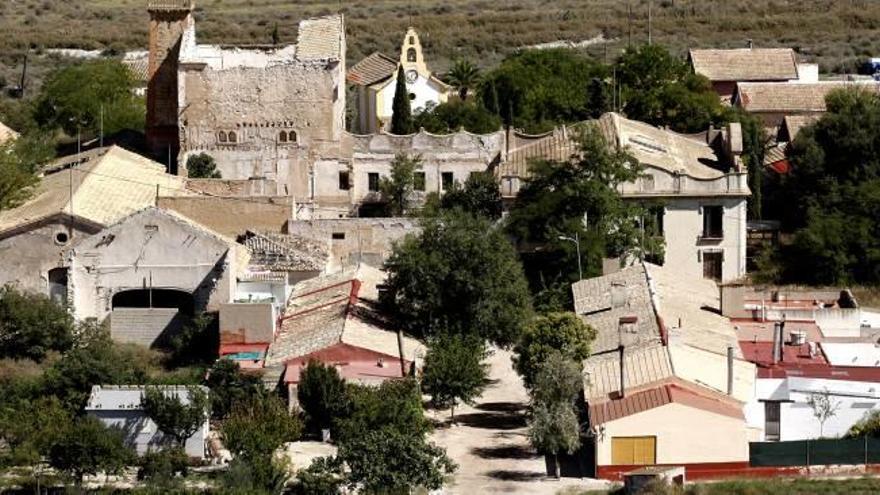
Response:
[[558, 233, 583, 280]]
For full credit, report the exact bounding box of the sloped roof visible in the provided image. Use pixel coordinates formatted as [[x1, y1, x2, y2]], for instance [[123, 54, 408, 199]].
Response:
[[781, 114, 820, 141], [735, 81, 880, 113], [0, 121, 19, 144], [689, 48, 798, 82], [85, 384, 209, 411], [583, 342, 673, 401], [498, 124, 582, 178], [597, 112, 724, 180], [296, 15, 344, 61], [348, 52, 398, 86], [122, 51, 149, 83], [588, 379, 744, 427], [573, 264, 662, 355], [0, 146, 188, 236], [265, 265, 422, 367], [243, 230, 328, 273]]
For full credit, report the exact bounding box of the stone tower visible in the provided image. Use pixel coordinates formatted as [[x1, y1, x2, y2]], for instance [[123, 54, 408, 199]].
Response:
[[146, 0, 193, 167]]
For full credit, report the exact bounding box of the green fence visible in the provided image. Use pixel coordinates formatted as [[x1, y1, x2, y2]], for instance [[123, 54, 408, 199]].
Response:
[[750, 438, 880, 467]]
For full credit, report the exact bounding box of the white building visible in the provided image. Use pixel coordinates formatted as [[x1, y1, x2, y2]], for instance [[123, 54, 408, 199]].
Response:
[[348, 28, 451, 134], [501, 113, 750, 283], [86, 385, 209, 458]]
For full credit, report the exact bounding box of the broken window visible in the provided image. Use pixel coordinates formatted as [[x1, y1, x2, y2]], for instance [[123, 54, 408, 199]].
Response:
[[702, 205, 723, 239], [702, 251, 723, 281], [338, 171, 350, 190], [413, 172, 425, 191], [441, 172, 454, 191], [368, 172, 380, 192]]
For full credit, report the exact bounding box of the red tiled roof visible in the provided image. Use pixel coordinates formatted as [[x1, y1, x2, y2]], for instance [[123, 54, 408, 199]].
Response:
[[347, 52, 398, 86], [588, 379, 743, 427], [733, 320, 823, 343]]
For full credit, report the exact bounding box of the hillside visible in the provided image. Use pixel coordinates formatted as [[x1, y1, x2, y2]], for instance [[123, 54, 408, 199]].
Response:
[[0, 0, 878, 89]]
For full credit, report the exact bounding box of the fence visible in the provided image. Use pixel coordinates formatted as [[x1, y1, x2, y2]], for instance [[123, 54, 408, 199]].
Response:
[[750, 438, 880, 467]]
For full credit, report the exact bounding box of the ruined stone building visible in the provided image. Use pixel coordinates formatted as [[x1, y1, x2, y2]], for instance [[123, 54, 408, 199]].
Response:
[[146, 0, 346, 198]]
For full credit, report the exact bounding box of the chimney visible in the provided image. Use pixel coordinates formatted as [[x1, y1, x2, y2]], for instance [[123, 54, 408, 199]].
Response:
[[619, 345, 626, 399], [727, 345, 734, 396], [779, 320, 786, 362], [771, 322, 781, 364]]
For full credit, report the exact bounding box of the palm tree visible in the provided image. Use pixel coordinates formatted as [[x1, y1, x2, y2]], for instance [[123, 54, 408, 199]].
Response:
[[447, 59, 480, 101]]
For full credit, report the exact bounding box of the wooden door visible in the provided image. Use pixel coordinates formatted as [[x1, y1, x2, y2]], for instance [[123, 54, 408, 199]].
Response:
[[611, 436, 657, 465]]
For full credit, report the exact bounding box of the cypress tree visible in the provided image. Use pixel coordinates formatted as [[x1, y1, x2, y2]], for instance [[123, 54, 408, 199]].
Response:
[[390, 66, 413, 135]]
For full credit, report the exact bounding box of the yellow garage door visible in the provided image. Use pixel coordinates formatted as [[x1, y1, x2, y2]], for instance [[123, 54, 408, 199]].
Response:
[[611, 436, 656, 465]]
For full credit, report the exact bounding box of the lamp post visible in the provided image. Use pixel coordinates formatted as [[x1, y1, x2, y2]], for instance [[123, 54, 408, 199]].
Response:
[[558, 233, 583, 280]]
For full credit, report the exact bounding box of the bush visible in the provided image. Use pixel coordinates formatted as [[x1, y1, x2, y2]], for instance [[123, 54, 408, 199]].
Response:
[[297, 361, 349, 434], [205, 359, 264, 420], [413, 100, 502, 134], [513, 312, 595, 388], [137, 447, 189, 482], [293, 456, 344, 495], [222, 394, 302, 460], [186, 153, 222, 179], [335, 378, 429, 444], [0, 285, 73, 361], [421, 333, 489, 421]]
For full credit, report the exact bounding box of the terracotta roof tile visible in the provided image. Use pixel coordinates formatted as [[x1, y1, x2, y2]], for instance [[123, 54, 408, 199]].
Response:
[[689, 48, 798, 82], [735, 81, 880, 113], [296, 15, 344, 61], [348, 52, 398, 86]]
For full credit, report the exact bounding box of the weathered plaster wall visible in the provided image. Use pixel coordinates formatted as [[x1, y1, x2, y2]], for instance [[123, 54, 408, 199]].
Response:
[[0, 220, 97, 297], [68, 209, 234, 321], [287, 218, 419, 271], [157, 196, 293, 237], [219, 302, 275, 344], [662, 197, 747, 283]]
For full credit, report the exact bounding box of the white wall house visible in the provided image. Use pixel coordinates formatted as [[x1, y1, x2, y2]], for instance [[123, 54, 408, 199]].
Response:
[[86, 385, 209, 458], [349, 28, 451, 134], [747, 376, 880, 441]]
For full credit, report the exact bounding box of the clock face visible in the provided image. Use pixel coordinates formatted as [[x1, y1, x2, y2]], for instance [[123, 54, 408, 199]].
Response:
[[406, 70, 418, 83]]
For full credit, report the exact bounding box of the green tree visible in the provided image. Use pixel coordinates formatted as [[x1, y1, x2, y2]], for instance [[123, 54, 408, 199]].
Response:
[[848, 410, 880, 438], [186, 153, 222, 179], [437, 171, 503, 220], [412, 100, 502, 134], [513, 312, 595, 388], [775, 88, 880, 284], [586, 77, 612, 118], [0, 135, 50, 212], [379, 153, 422, 216], [337, 428, 456, 494], [506, 123, 646, 293], [335, 379, 429, 444], [294, 456, 345, 495], [479, 49, 607, 133], [421, 333, 489, 422], [530, 351, 584, 406], [48, 416, 132, 487], [222, 394, 302, 460], [390, 66, 413, 135], [141, 386, 209, 446], [0, 396, 71, 491], [219, 456, 291, 495], [528, 401, 580, 479], [446, 59, 480, 101], [297, 360, 350, 434], [616, 44, 725, 133], [34, 59, 144, 137], [0, 285, 74, 361], [206, 359, 265, 420], [383, 209, 533, 347], [137, 446, 189, 487]]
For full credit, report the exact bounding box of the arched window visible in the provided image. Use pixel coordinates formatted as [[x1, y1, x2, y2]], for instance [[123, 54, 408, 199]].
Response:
[[279, 131, 288, 143], [407, 47, 416, 62], [218, 131, 228, 143], [288, 130, 297, 143], [228, 131, 237, 143], [408, 36, 415, 45]]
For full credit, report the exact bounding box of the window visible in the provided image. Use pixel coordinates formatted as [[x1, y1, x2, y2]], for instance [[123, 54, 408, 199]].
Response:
[[413, 172, 426, 191], [338, 171, 350, 190], [441, 172, 454, 191], [279, 131, 288, 143], [611, 436, 656, 465], [228, 131, 237, 143], [409, 36, 414, 45], [288, 130, 297, 143], [702, 251, 723, 281], [646, 206, 664, 237], [331, 232, 345, 240], [702, 205, 724, 239], [218, 131, 228, 143], [54, 231, 69, 246], [368, 172, 380, 192], [765, 401, 781, 441], [407, 47, 417, 62], [409, 93, 416, 101], [641, 174, 655, 191]]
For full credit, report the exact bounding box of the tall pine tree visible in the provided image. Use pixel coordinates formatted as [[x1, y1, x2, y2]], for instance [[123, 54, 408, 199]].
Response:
[[390, 66, 413, 135]]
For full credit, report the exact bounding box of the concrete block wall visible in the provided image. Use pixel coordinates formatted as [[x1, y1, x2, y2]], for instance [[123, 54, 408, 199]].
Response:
[[110, 308, 184, 347]]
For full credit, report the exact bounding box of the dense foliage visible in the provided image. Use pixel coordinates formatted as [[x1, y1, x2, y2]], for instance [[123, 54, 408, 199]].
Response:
[[435, 171, 503, 220], [379, 153, 422, 216], [48, 416, 132, 485], [141, 385, 210, 446], [34, 59, 144, 137], [513, 312, 595, 389], [383, 209, 533, 347], [186, 153, 222, 179], [0, 286, 73, 361], [772, 89, 880, 284], [421, 333, 489, 421], [413, 100, 502, 134], [205, 359, 264, 420], [335, 378, 429, 445], [297, 360, 350, 433], [479, 49, 608, 133], [390, 66, 413, 135], [221, 394, 303, 460]]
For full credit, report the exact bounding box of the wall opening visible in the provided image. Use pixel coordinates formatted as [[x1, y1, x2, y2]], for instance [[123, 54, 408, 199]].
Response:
[[407, 47, 416, 62], [48, 267, 68, 305], [112, 288, 195, 315]]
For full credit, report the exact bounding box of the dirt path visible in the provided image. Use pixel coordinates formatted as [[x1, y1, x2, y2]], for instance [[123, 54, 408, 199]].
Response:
[[429, 348, 611, 494]]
